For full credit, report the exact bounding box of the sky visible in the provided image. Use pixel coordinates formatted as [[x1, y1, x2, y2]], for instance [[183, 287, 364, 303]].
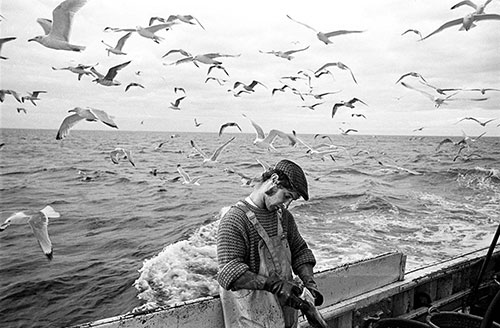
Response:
[[1, 0, 499, 137]]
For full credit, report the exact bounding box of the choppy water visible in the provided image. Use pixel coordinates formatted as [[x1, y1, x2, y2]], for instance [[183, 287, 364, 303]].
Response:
[[0, 128, 499, 328]]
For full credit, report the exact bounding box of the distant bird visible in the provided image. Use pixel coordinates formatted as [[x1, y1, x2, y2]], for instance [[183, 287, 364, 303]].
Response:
[[17, 107, 27, 114], [450, 0, 493, 15], [101, 32, 132, 56], [377, 160, 422, 175], [165, 14, 205, 30], [205, 77, 228, 85], [418, 80, 460, 95], [125, 82, 144, 92], [28, 0, 88, 51], [304, 90, 342, 99], [395, 72, 427, 84], [207, 64, 229, 77], [0, 89, 22, 103], [242, 114, 296, 151], [340, 128, 358, 135], [194, 118, 202, 127], [314, 62, 358, 84], [292, 131, 338, 161], [91, 61, 131, 86], [331, 98, 368, 118], [455, 117, 496, 126], [190, 137, 235, 165], [170, 52, 240, 67], [105, 23, 177, 43], [162, 48, 192, 58], [300, 102, 324, 110], [174, 87, 186, 94], [272, 84, 304, 100], [233, 80, 267, 92], [21, 91, 47, 106], [219, 122, 242, 136], [176, 164, 201, 185], [400, 81, 488, 107], [0, 37, 16, 59], [461, 87, 500, 94], [0, 205, 60, 260], [421, 13, 500, 40], [352, 113, 367, 119], [286, 14, 364, 45], [413, 126, 425, 132], [109, 147, 135, 167], [259, 45, 310, 60], [56, 107, 118, 140], [401, 29, 422, 40], [169, 96, 186, 110], [52, 63, 95, 80]]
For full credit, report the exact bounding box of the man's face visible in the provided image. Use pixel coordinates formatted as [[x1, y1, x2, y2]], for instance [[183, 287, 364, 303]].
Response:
[[264, 185, 300, 211]]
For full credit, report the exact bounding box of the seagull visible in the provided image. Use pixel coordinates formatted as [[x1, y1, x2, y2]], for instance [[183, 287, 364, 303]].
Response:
[[450, 0, 493, 15], [455, 117, 496, 126], [0, 89, 22, 103], [125, 82, 144, 92], [169, 96, 186, 110], [314, 62, 358, 84], [207, 64, 229, 77], [400, 82, 488, 107], [233, 80, 267, 92], [56, 107, 118, 140], [110, 147, 135, 167], [21, 91, 47, 106], [418, 80, 461, 95], [52, 63, 95, 80], [101, 32, 132, 56], [172, 52, 240, 67], [91, 61, 131, 86], [286, 14, 364, 45], [300, 102, 324, 110], [205, 77, 228, 85], [0, 206, 60, 260], [331, 98, 368, 118], [105, 23, 177, 43], [190, 137, 235, 165], [292, 131, 338, 161], [242, 114, 296, 151], [401, 29, 422, 40], [304, 90, 342, 100], [165, 14, 205, 30], [259, 45, 310, 60], [395, 72, 427, 84], [421, 13, 500, 40], [28, 0, 88, 51], [176, 164, 201, 185], [413, 126, 425, 132], [174, 87, 186, 94], [340, 128, 358, 135], [194, 118, 202, 127], [219, 122, 242, 136], [462, 87, 500, 94], [352, 113, 367, 119], [0, 37, 16, 59], [17, 107, 27, 114], [377, 160, 422, 175]]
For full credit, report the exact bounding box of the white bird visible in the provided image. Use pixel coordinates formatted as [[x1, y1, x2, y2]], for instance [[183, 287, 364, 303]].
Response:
[[21, 91, 47, 106], [314, 62, 358, 84], [104, 23, 177, 44], [56, 107, 118, 140], [292, 131, 337, 161], [233, 80, 267, 92], [0, 37, 16, 59], [454, 117, 497, 126], [451, 0, 493, 14], [286, 14, 364, 45], [52, 63, 95, 80], [258, 45, 310, 60], [0, 206, 60, 260], [109, 147, 135, 167], [189, 137, 235, 164], [219, 122, 242, 136], [331, 98, 368, 118], [421, 13, 500, 40], [395, 72, 428, 84], [165, 14, 205, 30], [101, 32, 132, 56], [176, 164, 201, 185], [400, 82, 488, 108], [28, 0, 88, 51], [125, 82, 145, 92], [401, 29, 422, 40], [242, 114, 296, 151], [91, 61, 131, 86], [0, 89, 22, 103], [169, 96, 186, 110]]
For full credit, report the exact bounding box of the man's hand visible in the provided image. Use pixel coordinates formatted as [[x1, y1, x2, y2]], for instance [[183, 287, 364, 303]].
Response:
[[263, 274, 303, 308]]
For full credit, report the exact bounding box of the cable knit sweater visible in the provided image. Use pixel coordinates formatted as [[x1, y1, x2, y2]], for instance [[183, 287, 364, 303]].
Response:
[[217, 200, 316, 290]]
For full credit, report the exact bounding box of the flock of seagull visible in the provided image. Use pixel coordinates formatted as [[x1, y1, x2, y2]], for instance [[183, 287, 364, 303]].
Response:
[[1, 0, 500, 259]]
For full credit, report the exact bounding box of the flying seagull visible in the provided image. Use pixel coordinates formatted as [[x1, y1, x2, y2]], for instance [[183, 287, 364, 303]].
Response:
[[176, 164, 201, 185], [0, 37, 16, 59], [91, 60, 131, 86], [169, 96, 186, 110], [395, 72, 428, 84], [400, 82, 487, 108], [258, 45, 310, 60], [454, 117, 496, 126], [56, 107, 118, 140], [0, 206, 60, 260], [110, 147, 135, 167], [331, 98, 368, 118], [242, 114, 296, 151], [190, 137, 236, 165], [450, 0, 493, 14], [194, 118, 202, 127], [28, 0, 88, 51], [421, 13, 500, 40], [101, 32, 132, 56], [125, 82, 145, 92], [219, 122, 242, 136], [286, 14, 364, 45], [21, 91, 47, 106], [52, 63, 95, 80], [401, 29, 422, 40], [314, 62, 358, 84]]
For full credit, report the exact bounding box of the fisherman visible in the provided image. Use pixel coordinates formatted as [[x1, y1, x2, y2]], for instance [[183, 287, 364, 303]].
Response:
[[217, 159, 324, 328]]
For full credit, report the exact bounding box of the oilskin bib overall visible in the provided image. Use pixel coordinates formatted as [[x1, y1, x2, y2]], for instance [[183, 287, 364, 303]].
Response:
[[220, 201, 298, 328]]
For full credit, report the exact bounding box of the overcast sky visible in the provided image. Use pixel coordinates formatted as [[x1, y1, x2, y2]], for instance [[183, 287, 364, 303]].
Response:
[[1, 0, 499, 137]]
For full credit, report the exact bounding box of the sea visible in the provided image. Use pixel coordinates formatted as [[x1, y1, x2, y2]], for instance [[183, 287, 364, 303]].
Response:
[[0, 128, 499, 328]]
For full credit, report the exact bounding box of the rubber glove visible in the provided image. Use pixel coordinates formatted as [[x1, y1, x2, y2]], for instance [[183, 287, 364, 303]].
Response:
[[297, 264, 324, 306], [263, 273, 303, 308]]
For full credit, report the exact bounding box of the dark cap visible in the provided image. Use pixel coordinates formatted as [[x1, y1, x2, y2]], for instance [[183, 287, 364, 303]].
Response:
[[274, 159, 309, 201]]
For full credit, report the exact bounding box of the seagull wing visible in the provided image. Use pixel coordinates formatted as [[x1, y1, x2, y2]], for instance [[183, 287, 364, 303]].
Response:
[[190, 140, 208, 159], [36, 18, 53, 35], [176, 165, 191, 182], [323, 30, 364, 38], [210, 136, 235, 161], [352, 97, 368, 106], [314, 62, 338, 74], [421, 17, 464, 40], [400, 82, 435, 101], [146, 23, 176, 33], [49, 0, 87, 41], [473, 13, 500, 22], [286, 14, 317, 32], [56, 113, 84, 139], [115, 32, 132, 50], [104, 60, 131, 80], [284, 45, 310, 55], [264, 129, 296, 146], [123, 149, 135, 166], [450, 0, 478, 10], [88, 108, 118, 129], [243, 114, 266, 139], [28, 212, 53, 260]]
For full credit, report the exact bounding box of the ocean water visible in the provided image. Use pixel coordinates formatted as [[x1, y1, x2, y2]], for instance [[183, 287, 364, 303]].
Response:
[[0, 128, 499, 328]]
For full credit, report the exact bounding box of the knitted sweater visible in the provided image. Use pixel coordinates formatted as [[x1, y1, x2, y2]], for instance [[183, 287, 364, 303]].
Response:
[[217, 200, 316, 290]]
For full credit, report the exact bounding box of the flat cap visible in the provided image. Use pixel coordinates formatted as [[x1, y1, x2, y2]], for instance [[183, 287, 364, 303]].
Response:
[[275, 159, 309, 201]]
